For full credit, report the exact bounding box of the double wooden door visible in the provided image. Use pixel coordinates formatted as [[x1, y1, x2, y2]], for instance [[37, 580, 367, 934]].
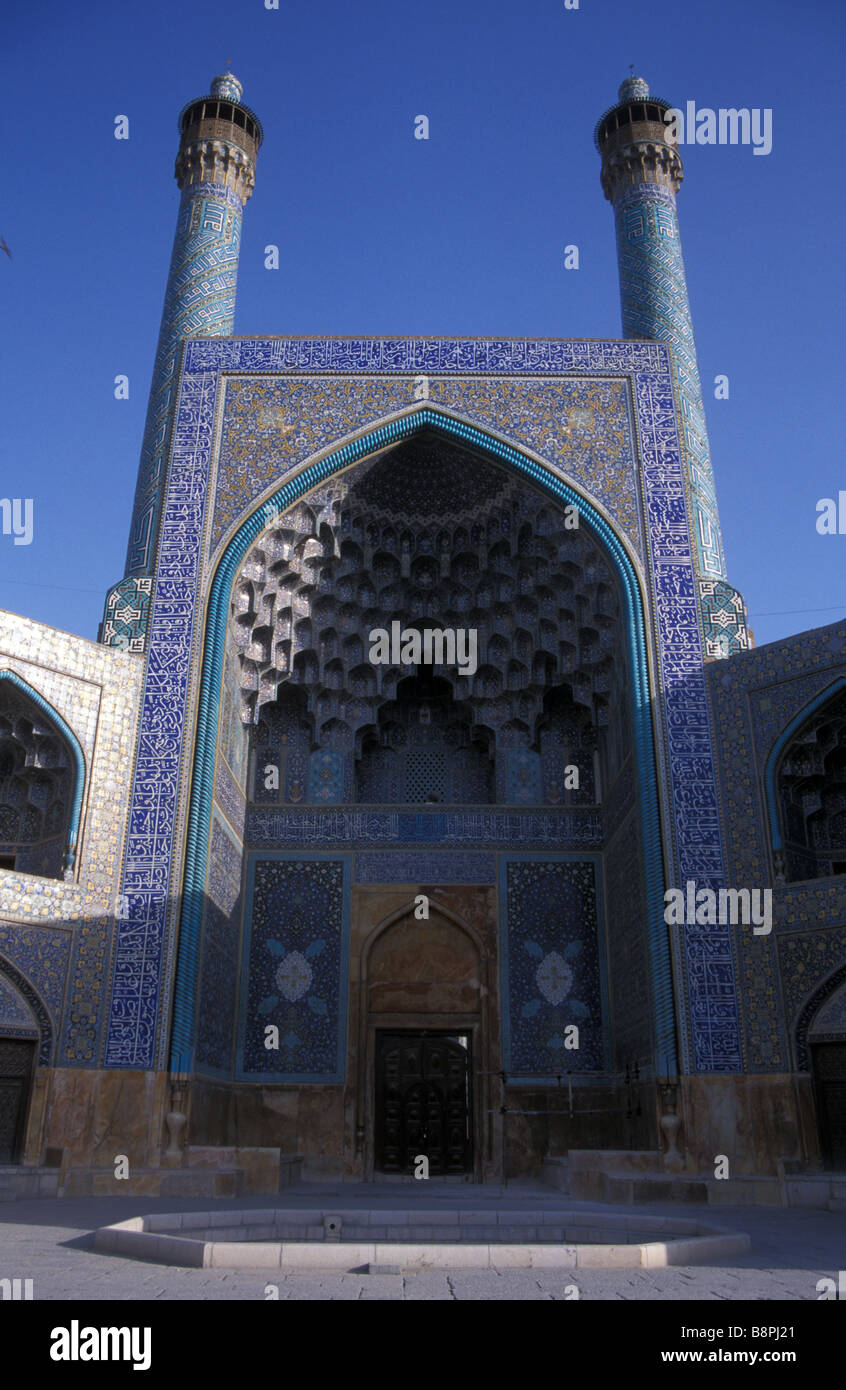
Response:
[[375, 1032, 472, 1175]]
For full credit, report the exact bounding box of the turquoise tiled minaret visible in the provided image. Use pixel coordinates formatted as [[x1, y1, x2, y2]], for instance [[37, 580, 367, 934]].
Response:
[[100, 72, 263, 652], [595, 76, 749, 658]]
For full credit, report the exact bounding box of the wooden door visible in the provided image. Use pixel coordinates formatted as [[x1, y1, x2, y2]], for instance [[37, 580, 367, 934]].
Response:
[[376, 1032, 471, 1175]]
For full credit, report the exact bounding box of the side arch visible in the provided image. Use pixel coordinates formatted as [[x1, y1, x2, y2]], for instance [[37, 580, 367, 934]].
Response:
[[170, 405, 673, 1073], [764, 677, 846, 862], [0, 951, 54, 1065], [795, 964, 846, 1072], [0, 669, 87, 876]]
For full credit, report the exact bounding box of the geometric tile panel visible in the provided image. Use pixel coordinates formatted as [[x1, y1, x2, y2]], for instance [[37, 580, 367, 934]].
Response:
[[238, 855, 349, 1081], [100, 576, 152, 654], [506, 749, 543, 804], [699, 579, 749, 660], [500, 857, 606, 1076], [307, 751, 344, 805]]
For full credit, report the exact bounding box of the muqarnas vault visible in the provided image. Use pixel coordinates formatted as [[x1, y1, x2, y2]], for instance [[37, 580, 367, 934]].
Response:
[[1, 72, 845, 1202]]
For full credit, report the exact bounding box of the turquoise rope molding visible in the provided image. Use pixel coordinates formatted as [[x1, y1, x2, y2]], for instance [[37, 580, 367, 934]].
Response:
[[169, 408, 675, 1075], [0, 669, 86, 874], [765, 677, 846, 853]]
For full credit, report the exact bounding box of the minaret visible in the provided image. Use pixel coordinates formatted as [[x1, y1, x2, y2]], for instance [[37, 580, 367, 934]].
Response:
[[595, 75, 748, 657], [101, 72, 263, 652]]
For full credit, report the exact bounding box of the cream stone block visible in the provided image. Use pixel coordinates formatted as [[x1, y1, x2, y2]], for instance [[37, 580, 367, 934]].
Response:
[[280, 1243, 375, 1270], [575, 1244, 638, 1268], [209, 1241, 281, 1269]]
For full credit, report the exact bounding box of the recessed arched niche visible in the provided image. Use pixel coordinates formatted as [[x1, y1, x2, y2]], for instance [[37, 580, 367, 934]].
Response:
[[367, 908, 481, 1016]]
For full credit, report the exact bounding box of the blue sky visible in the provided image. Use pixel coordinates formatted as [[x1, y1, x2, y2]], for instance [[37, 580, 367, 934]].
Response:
[[1, 0, 843, 648]]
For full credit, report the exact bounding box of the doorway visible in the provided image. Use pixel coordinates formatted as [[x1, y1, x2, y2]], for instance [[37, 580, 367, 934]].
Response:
[[811, 1041, 846, 1169], [375, 1031, 472, 1176], [0, 1039, 35, 1164]]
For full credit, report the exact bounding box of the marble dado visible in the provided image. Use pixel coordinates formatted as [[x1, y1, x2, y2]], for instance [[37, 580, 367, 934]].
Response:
[[35, 1067, 170, 1168]]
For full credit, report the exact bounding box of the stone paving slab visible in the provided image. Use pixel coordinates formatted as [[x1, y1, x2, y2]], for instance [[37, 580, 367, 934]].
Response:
[[1, 1184, 844, 1300]]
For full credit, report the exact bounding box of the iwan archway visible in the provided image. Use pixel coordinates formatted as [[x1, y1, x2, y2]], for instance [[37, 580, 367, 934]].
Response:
[[170, 406, 677, 1176]]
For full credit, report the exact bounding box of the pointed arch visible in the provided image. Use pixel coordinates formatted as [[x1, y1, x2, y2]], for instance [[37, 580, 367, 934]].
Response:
[[170, 405, 672, 1073], [764, 677, 846, 862], [795, 964, 846, 1071], [0, 952, 54, 1065], [0, 669, 86, 876], [361, 892, 488, 975]]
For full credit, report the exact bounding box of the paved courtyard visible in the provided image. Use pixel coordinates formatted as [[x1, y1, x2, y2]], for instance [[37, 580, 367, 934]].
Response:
[[1, 1182, 843, 1300]]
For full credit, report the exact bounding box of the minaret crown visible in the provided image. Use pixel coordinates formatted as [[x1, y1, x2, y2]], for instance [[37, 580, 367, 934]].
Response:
[[594, 75, 683, 202], [210, 72, 243, 103], [618, 74, 650, 102], [175, 73, 263, 202]]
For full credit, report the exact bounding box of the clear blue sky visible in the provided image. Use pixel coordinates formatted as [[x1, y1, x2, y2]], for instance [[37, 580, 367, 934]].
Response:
[[2, 0, 843, 649]]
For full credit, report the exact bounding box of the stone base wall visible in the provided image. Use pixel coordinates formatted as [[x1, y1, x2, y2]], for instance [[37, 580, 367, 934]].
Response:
[[677, 1074, 815, 1175], [188, 1077, 344, 1180], [32, 1068, 170, 1169], [24, 1067, 818, 1183], [505, 1081, 658, 1178]]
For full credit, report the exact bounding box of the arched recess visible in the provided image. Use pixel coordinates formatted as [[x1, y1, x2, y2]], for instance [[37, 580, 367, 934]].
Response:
[[0, 956, 52, 1060], [765, 678, 846, 882], [796, 967, 846, 1169], [0, 956, 53, 1165], [795, 964, 846, 1073], [356, 896, 491, 1180], [170, 405, 672, 1074], [0, 670, 87, 879]]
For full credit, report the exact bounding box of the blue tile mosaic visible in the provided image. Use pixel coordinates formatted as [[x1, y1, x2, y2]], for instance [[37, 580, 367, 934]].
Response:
[[0, 925, 68, 1064], [354, 852, 496, 884], [237, 855, 349, 1081], [500, 857, 608, 1076], [195, 815, 242, 1075]]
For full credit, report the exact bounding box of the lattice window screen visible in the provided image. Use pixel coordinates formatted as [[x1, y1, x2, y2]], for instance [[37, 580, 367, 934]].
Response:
[[404, 749, 446, 802]]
